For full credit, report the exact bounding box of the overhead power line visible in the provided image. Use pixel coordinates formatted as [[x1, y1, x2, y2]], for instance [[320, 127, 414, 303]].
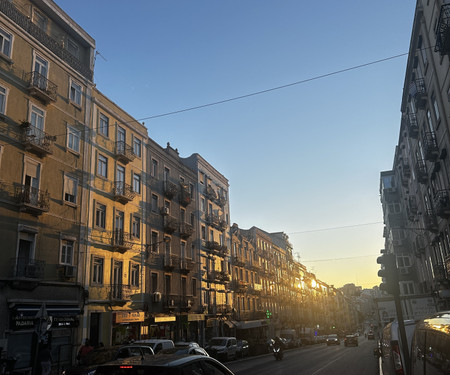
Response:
[[300, 254, 377, 263], [288, 221, 383, 235]]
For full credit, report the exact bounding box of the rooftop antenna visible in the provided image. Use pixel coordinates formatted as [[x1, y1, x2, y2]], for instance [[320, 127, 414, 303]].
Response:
[[95, 50, 107, 62]]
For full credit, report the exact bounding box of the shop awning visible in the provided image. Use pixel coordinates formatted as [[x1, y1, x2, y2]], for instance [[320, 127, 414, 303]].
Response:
[[233, 319, 267, 330], [13, 304, 81, 316], [224, 320, 234, 328]]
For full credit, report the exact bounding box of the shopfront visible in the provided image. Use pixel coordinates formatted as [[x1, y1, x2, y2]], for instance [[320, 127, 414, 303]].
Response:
[[112, 310, 144, 345]]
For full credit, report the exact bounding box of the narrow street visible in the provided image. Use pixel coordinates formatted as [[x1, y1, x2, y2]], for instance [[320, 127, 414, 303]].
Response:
[[226, 338, 379, 375]]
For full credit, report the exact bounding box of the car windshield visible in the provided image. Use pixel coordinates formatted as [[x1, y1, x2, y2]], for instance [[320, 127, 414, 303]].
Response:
[[209, 339, 227, 346]]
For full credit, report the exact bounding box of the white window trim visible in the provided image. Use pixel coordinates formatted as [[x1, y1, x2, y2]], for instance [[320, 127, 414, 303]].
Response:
[[0, 83, 8, 116], [69, 78, 82, 107], [98, 111, 109, 137], [0, 27, 13, 62], [32, 51, 50, 78], [63, 173, 78, 206], [28, 101, 46, 129], [133, 136, 142, 158], [60, 237, 75, 265], [67, 125, 81, 154]]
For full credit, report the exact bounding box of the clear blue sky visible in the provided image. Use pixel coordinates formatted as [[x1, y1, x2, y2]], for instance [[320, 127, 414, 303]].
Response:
[[56, 1, 416, 289]]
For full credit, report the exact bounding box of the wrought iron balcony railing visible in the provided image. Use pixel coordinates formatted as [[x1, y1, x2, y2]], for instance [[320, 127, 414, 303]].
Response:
[[9, 257, 45, 279], [0, 0, 93, 80], [179, 258, 195, 274], [14, 184, 50, 214], [407, 113, 419, 139], [113, 181, 137, 203], [163, 216, 178, 234], [434, 190, 450, 218], [409, 78, 427, 109], [179, 222, 194, 238], [21, 124, 55, 156], [423, 132, 439, 162], [435, 4, 450, 56], [415, 160, 428, 184], [163, 180, 178, 199], [179, 184, 191, 206], [25, 71, 57, 103], [115, 141, 135, 164], [111, 229, 133, 252], [423, 209, 438, 232], [87, 284, 137, 301]]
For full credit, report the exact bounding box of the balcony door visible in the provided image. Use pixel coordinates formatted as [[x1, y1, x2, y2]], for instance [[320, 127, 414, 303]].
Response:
[[112, 261, 123, 299], [23, 159, 40, 205], [115, 211, 124, 245], [33, 55, 48, 90], [116, 165, 125, 193], [117, 126, 125, 152]]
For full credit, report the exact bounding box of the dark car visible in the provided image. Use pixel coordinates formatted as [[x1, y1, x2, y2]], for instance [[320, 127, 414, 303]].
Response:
[[326, 334, 340, 346], [344, 335, 358, 347], [236, 340, 249, 358], [367, 332, 375, 340], [94, 354, 235, 375]]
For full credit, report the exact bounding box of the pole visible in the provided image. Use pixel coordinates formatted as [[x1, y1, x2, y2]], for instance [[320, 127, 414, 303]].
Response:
[[393, 290, 410, 375]]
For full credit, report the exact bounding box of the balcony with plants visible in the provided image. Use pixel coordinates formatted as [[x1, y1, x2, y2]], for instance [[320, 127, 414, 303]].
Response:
[[163, 180, 178, 199]]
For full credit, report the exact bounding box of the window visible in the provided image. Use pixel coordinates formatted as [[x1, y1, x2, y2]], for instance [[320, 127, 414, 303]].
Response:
[[30, 105, 45, 130], [132, 216, 140, 238], [99, 113, 109, 137], [201, 197, 205, 212], [201, 225, 206, 240], [151, 194, 158, 212], [133, 173, 141, 193], [60, 239, 74, 265], [33, 10, 47, 31], [192, 278, 197, 297], [0, 144, 3, 170], [0, 84, 7, 115], [97, 154, 107, 178], [95, 203, 106, 228], [151, 231, 158, 253], [92, 256, 104, 284], [200, 172, 205, 185], [130, 264, 139, 287], [0, 28, 12, 58], [69, 79, 82, 106], [151, 273, 158, 293], [67, 39, 79, 58], [64, 175, 78, 204], [152, 159, 158, 177], [133, 137, 142, 157], [67, 126, 80, 153], [432, 93, 440, 124]]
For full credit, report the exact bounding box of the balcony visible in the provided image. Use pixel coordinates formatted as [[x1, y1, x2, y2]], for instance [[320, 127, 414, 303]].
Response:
[[423, 132, 439, 162], [433, 264, 447, 282], [423, 209, 438, 232], [115, 141, 135, 164], [113, 181, 137, 204], [163, 180, 178, 199], [217, 271, 231, 283], [110, 284, 135, 303], [111, 229, 133, 252], [179, 222, 194, 238], [205, 185, 217, 200], [163, 215, 178, 234], [415, 160, 428, 184], [233, 256, 246, 267], [179, 258, 195, 274], [180, 297, 194, 311], [216, 304, 232, 315], [25, 71, 57, 104], [409, 78, 427, 109], [434, 190, 450, 218], [435, 4, 450, 56], [231, 280, 248, 293], [216, 194, 227, 208], [407, 113, 419, 139], [88, 284, 136, 303], [206, 213, 220, 228], [163, 254, 176, 271], [179, 184, 191, 206], [407, 196, 418, 221], [21, 124, 55, 156], [10, 258, 45, 279], [163, 296, 178, 310], [15, 185, 49, 215]]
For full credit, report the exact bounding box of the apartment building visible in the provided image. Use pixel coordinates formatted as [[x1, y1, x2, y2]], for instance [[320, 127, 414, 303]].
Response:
[[180, 153, 231, 339], [83, 88, 148, 347], [380, 0, 450, 310], [145, 141, 200, 342], [0, 0, 95, 371]]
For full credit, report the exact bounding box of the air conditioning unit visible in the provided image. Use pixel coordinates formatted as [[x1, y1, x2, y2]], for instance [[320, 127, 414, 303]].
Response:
[[169, 299, 175, 307], [64, 265, 77, 278], [163, 207, 170, 215], [187, 299, 193, 307], [153, 292, 162, 303]]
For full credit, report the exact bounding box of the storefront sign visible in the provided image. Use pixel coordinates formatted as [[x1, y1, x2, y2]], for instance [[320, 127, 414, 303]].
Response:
[[188, 314, 205, 321], [154, 316, 176, 323], [114, 311, 145, 323]]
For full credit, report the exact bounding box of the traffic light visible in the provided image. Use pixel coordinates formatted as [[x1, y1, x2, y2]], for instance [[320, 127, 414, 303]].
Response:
[[266, 309, 272, 319], [376, 252, 399, 295]]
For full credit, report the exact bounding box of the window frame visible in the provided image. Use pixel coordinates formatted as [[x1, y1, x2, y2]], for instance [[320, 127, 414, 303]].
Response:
[[97, 154, 108, 178], [69, 78, 82, 107], [0, 27, 13, 59], [130, 263, 140, 287], [92, 256, 104, 285], [60, 239, 74, 265], [98, 112, 109, 137], [63, 174, 78, 205], [67, 125, 80, 153], [0, 84, 8, 115], [95, 203, 106, 229], [133, 173, 141, 194], [133, 136, 142, 158], [132, 215, 141, 239]]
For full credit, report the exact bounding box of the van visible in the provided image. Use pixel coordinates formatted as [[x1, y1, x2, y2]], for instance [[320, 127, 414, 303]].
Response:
[[134, 339, 174, 354], [280, 329, 300, 348], [205, 337, 237, 361], [411, 311, 450, 375], [380, 320, 416, 375]]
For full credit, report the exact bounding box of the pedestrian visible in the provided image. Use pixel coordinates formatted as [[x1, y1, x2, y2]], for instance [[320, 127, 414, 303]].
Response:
[[38, 345, 52, 375], [77, 339, 94, 364]]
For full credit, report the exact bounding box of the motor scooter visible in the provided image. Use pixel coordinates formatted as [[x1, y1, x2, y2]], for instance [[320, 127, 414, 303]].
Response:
[[270, 341, 283, 361]]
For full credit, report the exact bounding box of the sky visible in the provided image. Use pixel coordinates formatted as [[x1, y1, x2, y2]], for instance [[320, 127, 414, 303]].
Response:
[[56, 1, 417, 289]]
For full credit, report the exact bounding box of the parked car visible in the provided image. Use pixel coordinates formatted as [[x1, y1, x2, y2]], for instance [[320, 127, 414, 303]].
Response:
[[411, 311, 450, 375], [344, 335, 358, 347], [205, 337, 237, 361], [115, 344, 154, 359], [134, 339, 174, 354], [367, 331, 375, 340], [158, 342, 209, 356], [94, 354, 235, 375], [236, 340, 249, 358], [326, 334, 340, 346], [280, 329, 300, 348], [379, 319, 416, 375]]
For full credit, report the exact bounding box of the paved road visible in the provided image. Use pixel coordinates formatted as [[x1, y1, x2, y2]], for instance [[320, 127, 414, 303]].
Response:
[[226, 338, 379, 375]]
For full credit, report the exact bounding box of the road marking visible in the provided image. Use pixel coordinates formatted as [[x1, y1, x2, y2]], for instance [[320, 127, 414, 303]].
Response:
[[310, 351, 350, 375]]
